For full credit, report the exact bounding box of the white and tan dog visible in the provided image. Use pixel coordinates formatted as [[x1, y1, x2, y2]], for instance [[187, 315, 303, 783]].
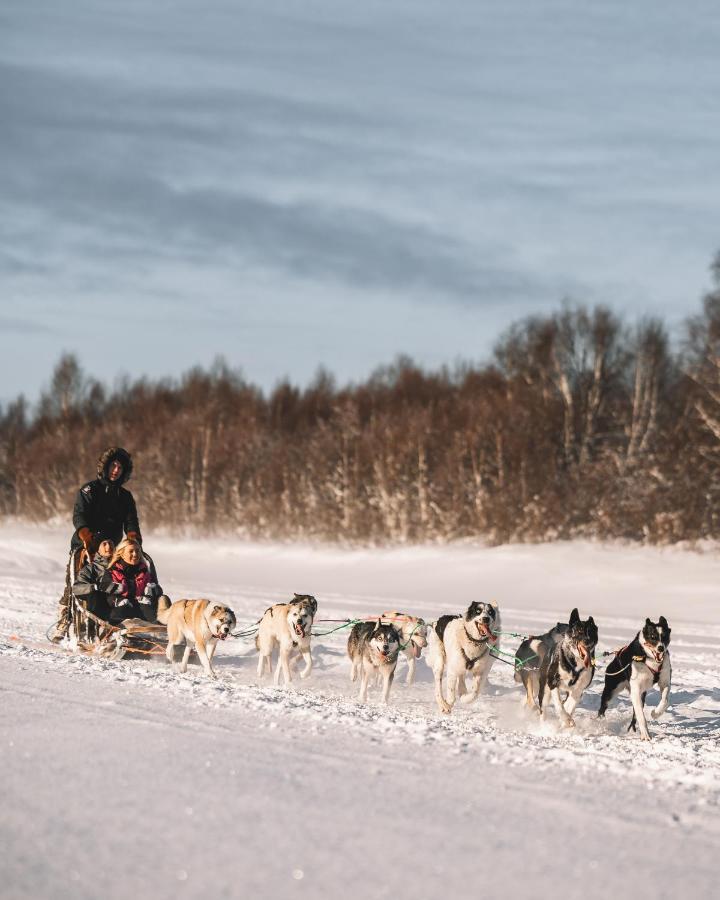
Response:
[[426, 601, 500, 714], [157, 597, 236, 679], [255, 593, 317, 685], [380, 611, 428, 685]]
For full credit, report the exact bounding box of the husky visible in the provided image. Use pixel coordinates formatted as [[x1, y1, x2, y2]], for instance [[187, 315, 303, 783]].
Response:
[[426, 601, 500, 714], [380, 611, 428, 685], [514, 622, 569, 712], [347, 620, 402, 704], [598, 617, 672, 741], [157, 597, 236, 679], [256, 593, 318, 685], [535, 608, 598, 728]]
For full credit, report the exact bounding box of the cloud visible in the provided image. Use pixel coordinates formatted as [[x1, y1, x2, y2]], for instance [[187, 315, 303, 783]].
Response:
[[0, 59, 545, 304], [0, 315, 55, 335]]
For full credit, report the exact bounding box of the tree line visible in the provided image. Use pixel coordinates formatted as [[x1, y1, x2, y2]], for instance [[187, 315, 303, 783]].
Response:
[[3, 259, 720, 545]]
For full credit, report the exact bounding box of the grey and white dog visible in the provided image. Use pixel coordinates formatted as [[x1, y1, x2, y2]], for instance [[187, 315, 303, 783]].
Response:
[[426, 601, 500, 714], [347, 619, 402, 704], [380, 611, 428, 685]]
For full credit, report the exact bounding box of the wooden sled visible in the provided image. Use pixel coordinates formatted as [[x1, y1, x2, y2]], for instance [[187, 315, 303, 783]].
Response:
[[68, 547, 168, 660]]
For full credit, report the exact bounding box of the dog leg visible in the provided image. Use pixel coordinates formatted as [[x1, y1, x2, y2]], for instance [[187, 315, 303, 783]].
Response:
[[257, 651, 267, 678], [652, 663, 671, 720], [456, 675, 467, 697], [563, 686, 582, 719], [433, 664, 451, 714], [551, 688, 574, 728], [195, 639, 217, 679], [350, 658, 358, 682], [207, 639, 218, 662], [598, 679, 616, 718], [630, 684, 651, 740], [179, 643, 192, 674], [405, 653, 416, 686], [523, 673, 540, 713], [299, 646, 313, 679], [275, 647, 293, 686], [460, 661, 491, 706], [358, 665, 370, 703], [166, 640, 177, 667], [445, 671, 460, 711], [381, 668, 395, 705]]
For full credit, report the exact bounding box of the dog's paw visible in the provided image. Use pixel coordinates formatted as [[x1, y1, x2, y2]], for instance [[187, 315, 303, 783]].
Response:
[[561, 717, 576, 729], [459, 693, 476, 705], [639, 733, 652, 742]]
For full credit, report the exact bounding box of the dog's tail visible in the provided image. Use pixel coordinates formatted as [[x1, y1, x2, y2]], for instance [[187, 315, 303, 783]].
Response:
[[156, 595, 172, 625]]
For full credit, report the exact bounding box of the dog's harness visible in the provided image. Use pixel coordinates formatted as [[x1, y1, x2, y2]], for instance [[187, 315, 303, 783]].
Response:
[[461, 626, 492, 670], [605, 644, 663, 679], [559, 647, 594, 687]]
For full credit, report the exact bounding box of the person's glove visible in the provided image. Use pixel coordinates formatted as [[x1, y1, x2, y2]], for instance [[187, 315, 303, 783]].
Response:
[[139, 583, 158, 605], [105, 582, 123, 596], [115, 597, 131, 608], [77, 527, 97, 559]]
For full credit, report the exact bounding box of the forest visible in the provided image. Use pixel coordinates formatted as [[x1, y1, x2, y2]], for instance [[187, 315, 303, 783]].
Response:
[[3, 258, 720, 545]]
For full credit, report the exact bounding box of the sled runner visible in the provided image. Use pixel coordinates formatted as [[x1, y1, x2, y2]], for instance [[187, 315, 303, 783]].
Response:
[[67, 546, 167, 660]]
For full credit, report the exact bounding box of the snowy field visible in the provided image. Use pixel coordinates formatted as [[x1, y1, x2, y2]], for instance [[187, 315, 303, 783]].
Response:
[[2, 523, 719, 899]]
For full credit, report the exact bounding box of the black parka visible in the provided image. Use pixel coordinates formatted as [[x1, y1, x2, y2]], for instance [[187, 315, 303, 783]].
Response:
[[70, 447, 141, 551]]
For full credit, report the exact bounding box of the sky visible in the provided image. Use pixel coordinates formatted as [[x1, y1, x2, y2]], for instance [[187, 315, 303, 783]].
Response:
[[1, 0, 719, 405]]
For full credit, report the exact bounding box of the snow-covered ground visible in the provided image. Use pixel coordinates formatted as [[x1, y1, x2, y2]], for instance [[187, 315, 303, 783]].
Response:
[[2, 523, 719, 899]]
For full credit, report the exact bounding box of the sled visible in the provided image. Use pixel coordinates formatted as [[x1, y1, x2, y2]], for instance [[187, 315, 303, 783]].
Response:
[[67, 546, 168, 660]]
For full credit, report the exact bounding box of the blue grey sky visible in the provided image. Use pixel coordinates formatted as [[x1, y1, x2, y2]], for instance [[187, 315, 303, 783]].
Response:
[[2, 0, 719, 404]]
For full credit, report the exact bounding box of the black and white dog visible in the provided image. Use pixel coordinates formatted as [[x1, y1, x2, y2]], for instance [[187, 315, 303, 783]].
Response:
[[516, 608, 598, 728], [347, 620, 402, 704], [426, 601, 500, 714], [598, 617, 672, 741]]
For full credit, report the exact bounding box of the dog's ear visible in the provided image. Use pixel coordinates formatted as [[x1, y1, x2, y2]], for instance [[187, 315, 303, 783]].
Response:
[[587, 616, 595, 625], [569, 608, 580, 626], [659, 615, 668, 628], [490, 600, 498, 608], [645, 617, 653, 628]]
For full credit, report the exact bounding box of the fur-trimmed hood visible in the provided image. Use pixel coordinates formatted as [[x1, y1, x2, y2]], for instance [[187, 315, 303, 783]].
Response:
[[97, 447, 133, 486]]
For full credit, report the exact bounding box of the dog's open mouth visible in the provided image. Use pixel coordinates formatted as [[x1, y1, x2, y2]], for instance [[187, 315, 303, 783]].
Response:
[[578, 641, 591, 667], [652, 648, 664, 663], [477, 622, 498, 643], [294, 623, 305, 637]]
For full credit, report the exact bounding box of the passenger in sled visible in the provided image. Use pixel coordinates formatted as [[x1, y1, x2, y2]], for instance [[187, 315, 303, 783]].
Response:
[[74, 538, 166, 626]]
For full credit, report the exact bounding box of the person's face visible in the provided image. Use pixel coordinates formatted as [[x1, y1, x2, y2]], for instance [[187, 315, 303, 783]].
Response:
[[108, 460, 123, 481], [98, 540, 114, 557], [123, 544, 140, 565]]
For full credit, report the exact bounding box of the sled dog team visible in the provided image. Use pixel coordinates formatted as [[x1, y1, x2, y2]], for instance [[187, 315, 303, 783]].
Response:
[[155, 594, 672, 741]]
